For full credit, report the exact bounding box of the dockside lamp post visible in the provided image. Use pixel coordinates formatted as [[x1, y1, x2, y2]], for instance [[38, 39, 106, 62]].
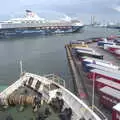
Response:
[[92, 72, 95, 110]]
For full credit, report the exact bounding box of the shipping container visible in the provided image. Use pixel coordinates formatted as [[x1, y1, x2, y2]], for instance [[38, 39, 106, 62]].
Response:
[[104, 44, 120, 53], [82, 62, 92, 72], [81, 57, 118, 70], [99, 86, 120, 109], [73, 47, 91, 51], [97, 40, 114, 48], [82, 56, 106, 62], [95, 78, 120, 91], [89, 69, 120, 83], [81, 58, 111, 72], [114, 49, 120, 57], [112, 103, 120, 120], [70, 40, 88, 46], [86, 63, 119, 73], [84, 63, 120, 72], [76, 49, 103, 59]]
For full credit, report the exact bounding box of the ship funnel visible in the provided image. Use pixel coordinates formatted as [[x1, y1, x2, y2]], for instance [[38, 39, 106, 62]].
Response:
[[25, 10, 35, 17], [61, 15, 72, 21], [26, 10, 32, 13], [25, 10, 45, 20]]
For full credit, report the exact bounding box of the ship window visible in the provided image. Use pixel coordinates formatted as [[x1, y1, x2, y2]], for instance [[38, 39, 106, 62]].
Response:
[[28, 77, 34, 86], [35, 80, 41, 90], [50, 83, 59, 90]]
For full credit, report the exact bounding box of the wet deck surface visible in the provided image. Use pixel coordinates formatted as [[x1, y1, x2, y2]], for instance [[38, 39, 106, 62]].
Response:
[[66, 42, 120, 120], [0, 86, 60, 120], [0, 103, 60, 120]]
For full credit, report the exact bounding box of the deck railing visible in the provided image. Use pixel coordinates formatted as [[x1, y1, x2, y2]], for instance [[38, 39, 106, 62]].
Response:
[[44, 74, 66, 87], [44, 73, 105, 120], [0, 72, 107, 120], [59, 85, 105, 120]]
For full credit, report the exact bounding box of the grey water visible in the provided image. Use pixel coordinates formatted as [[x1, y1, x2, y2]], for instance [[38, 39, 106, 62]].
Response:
[[0, 27, 119, 89]]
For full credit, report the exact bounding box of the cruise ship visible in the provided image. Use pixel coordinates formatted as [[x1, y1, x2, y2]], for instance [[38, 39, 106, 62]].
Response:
[[0, 72, 104, 120], [0, 10, 84, 38]]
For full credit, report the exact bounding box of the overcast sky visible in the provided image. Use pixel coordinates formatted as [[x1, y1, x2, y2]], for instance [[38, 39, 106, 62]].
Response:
[[0, 0, 120, 23]]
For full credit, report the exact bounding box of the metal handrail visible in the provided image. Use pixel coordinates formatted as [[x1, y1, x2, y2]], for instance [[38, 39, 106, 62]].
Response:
[[44, 74, 66, 87], [93, 105, 108, 120]]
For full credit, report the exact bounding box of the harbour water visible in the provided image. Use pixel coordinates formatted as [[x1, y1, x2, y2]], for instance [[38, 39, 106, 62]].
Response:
[[0, 26, 119, 89]]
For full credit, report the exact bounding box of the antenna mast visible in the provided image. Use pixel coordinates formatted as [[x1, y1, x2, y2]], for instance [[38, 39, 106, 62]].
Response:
[[20, 60, 23, 75]]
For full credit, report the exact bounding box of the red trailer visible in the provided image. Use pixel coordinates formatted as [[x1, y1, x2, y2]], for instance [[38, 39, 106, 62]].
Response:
[[88, 69, 120, 83], [99, 86, 120, 109], [112, 103, 120, 120], [95, 78, 120, 91]]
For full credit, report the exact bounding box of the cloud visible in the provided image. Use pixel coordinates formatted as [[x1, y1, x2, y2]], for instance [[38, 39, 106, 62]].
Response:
[[1, 0, 120, 15], [0, 0, 120, 22], [113, 6, 120, 12]]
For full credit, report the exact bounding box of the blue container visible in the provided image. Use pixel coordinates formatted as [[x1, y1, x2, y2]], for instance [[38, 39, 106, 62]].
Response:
[[86, 65, 95, 72], [82, 61, 91, 66], [97, 41, 104, 47], [97, 41, 115, 47], [82, 61, 91, 72]]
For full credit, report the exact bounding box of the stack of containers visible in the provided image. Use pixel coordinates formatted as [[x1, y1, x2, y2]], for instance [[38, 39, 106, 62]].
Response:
[[99, 86, 120, 109], [112, 103, 120, 120]]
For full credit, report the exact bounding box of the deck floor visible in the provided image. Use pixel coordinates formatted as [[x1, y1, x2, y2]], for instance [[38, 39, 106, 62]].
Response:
[[0, 103, 60, 120], [0, 87, 60, 120]]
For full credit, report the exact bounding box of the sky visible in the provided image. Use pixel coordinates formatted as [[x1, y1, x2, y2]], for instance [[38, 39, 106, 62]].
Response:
[[0, 0, 120, 23]]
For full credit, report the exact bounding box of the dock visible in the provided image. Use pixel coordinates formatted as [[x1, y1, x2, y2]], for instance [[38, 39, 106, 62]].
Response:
[[65, 44, 90, 105], [65, 40, 120, 120]]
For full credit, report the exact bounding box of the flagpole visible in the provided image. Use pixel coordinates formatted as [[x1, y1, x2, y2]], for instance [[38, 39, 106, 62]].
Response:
[[20, 60, 23, 75], [92, 72, 95, 110]]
